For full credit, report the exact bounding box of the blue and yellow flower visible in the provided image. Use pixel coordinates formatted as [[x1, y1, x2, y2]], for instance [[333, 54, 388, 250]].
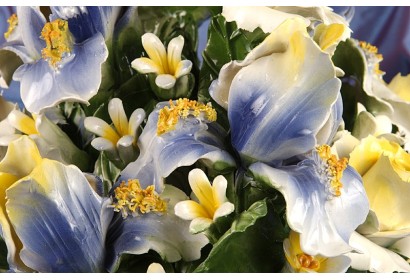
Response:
[[4, 7, 113, 113], [249, 145, 369, 257]]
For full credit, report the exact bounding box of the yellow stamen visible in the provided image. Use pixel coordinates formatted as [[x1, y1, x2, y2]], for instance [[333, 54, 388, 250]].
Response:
[[157, 98, 217, 135], [4, 14, 18, 40], [41, 19, 72, 67], [316, 145, 348, 197], [111, 179, 167, 219], [297, 253, 321, 272], [359, 41, 384, 75]]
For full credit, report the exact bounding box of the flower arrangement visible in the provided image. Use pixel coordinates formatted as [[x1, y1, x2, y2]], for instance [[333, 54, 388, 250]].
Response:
[[0, 6, 410, 273]]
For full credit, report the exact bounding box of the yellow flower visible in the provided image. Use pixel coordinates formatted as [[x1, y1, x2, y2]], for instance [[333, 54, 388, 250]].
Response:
[[350, 135, 410, 232], [131, 33, 192, 89], [174, 168, 234, 233], [283, 230, 351, 273]]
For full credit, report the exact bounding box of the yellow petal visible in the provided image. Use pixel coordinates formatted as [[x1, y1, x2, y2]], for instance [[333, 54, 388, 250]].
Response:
[[84, 117, 120, 145], [188, 169, 216, 217], [108, 98, 129, 137], [7, 110, 38, 135], [130, 57, 161, 74], [388, 73, 410, 102], [174, 200, 212, 220], [141, 33, 168, 74], [313, 23, 348, 51], [167, 35, 184, 75]]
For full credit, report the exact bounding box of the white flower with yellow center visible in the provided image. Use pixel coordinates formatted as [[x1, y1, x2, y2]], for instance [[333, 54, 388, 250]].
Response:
[[84, 98, 145, 167], [131, 33, 192, 90], [283, 230, 351, 273], [174, 168, 234, 234]]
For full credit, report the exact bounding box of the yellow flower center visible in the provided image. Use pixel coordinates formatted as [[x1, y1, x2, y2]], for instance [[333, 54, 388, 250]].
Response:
[[316, 145, 348, 198], [359, 41, 383, 75], [111, 179, 167, 218], [4, 14, 18, 40], [41, 19, 73, 68], [157, 98, 217, 135], [296, 253, 321, 272]]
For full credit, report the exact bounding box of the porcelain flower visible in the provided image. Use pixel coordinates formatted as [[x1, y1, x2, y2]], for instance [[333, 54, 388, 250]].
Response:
[[131, 33, 193, 99], [0, 96, 15, 159], [84, 98, 145, 167], [283, 230, 351, 273], [210, 18, 342, 166], [349, 135, 410, 258], [249, 145, 369, 257], [3, 7, 110, 113], [174, 168, 234, 233], [119, 98, 236, 192], [0, 108, 89, 170]]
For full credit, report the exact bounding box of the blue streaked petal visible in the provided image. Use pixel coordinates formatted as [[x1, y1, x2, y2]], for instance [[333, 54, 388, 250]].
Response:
[[50, 6, 122, 42], [16, 7, 46, 59], [105, 185, 208, 272], [14, 33, 107, 113], [228, 32, 340, 165], [119, 103, 236, 192], [5, 159, 113, 272], [249, 161, 369, 257]]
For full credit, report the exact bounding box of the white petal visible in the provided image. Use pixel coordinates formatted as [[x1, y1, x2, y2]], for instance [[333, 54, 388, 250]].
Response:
[[128, 108, 145, 139], [155, 74, 176, 89], [141, 33, 168, 73], [167, 35, 184, 74], [90, 137, 115, 152], [174, 60, 192, 78], [84, 117, 120, 144], [147, 263, 165, 273], [213, 202, 234, 220], [131, 57, 160, 74], [212, 174, 228, 205], [390, 236, 410, 259], [108, 98, 129, 136], [346, 231, 410, 272], [7, 110, 37, 135]]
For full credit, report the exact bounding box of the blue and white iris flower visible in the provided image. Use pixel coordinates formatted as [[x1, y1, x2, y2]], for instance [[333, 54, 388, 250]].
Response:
[[3, 7, 114, 113]]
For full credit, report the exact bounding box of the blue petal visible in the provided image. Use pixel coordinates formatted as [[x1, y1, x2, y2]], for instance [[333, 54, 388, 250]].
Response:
[[13, 33, 107, 113], [50, 6, 122, 42], [105, 185, 208, 272], [249, 161, 369, 257], [119, 103, 236, 192], [6, 159, 113, 272], [228, 34, 341, 165], [16, 7, 46, 59]]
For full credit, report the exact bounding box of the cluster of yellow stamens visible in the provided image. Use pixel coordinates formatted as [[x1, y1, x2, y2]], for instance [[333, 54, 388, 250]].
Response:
[[359, 41, 384, 75], [111, 179, 167, 219], [316, 145, 348, 197], [157, 98, 217, 135], [41, 19, 73, 67], [4, 14, 18, 39], [296, 253, 321, 271]]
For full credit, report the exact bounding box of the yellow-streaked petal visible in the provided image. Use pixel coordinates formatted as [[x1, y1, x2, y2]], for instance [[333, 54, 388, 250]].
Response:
[[84, 117, 120, 145], [174, 200, 212, 220], [0, 172, 31, 272], [0, 135, 42, 177], [388, 73, 410, 102], [174, 60, 192, 79], [211, 174, 228, 206], [167, 35, 184, 75], [188, 169, 216, 217], [128, 108, 145, 139], [131, 57, 161, 74], [108, 98, 129, 137], [363, 155, 410, 231], [141, 33, 168, 74], [7, 110, 38, 135], [313, 23, 348, 52]]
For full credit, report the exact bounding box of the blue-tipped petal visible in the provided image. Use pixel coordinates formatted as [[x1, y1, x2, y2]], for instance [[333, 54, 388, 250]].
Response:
[[249, 161, 369, 257], [228, 32, 341, 165], [105, 185, 208, 272], [16, 7, 46, 59], [119, 103, 236, 192], [14, 33, 107, 113], [50, 6, 122, 42], [6, 159, 113, 272]]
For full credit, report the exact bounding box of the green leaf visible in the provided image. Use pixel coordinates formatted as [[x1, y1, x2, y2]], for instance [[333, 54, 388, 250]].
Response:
[[0, 237, 8, 271], [198, 14, 268, 129], [194, 199, 287, 272], [94, 152, 121, 196]]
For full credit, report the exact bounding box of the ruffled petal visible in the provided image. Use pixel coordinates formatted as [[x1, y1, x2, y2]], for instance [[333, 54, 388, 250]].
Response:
[[229, 31, 340, 164], [105, 185, 208, 272], [249, 161, 369, 257], [346, 231, 410, 272], [6, 159, 113, 272]]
